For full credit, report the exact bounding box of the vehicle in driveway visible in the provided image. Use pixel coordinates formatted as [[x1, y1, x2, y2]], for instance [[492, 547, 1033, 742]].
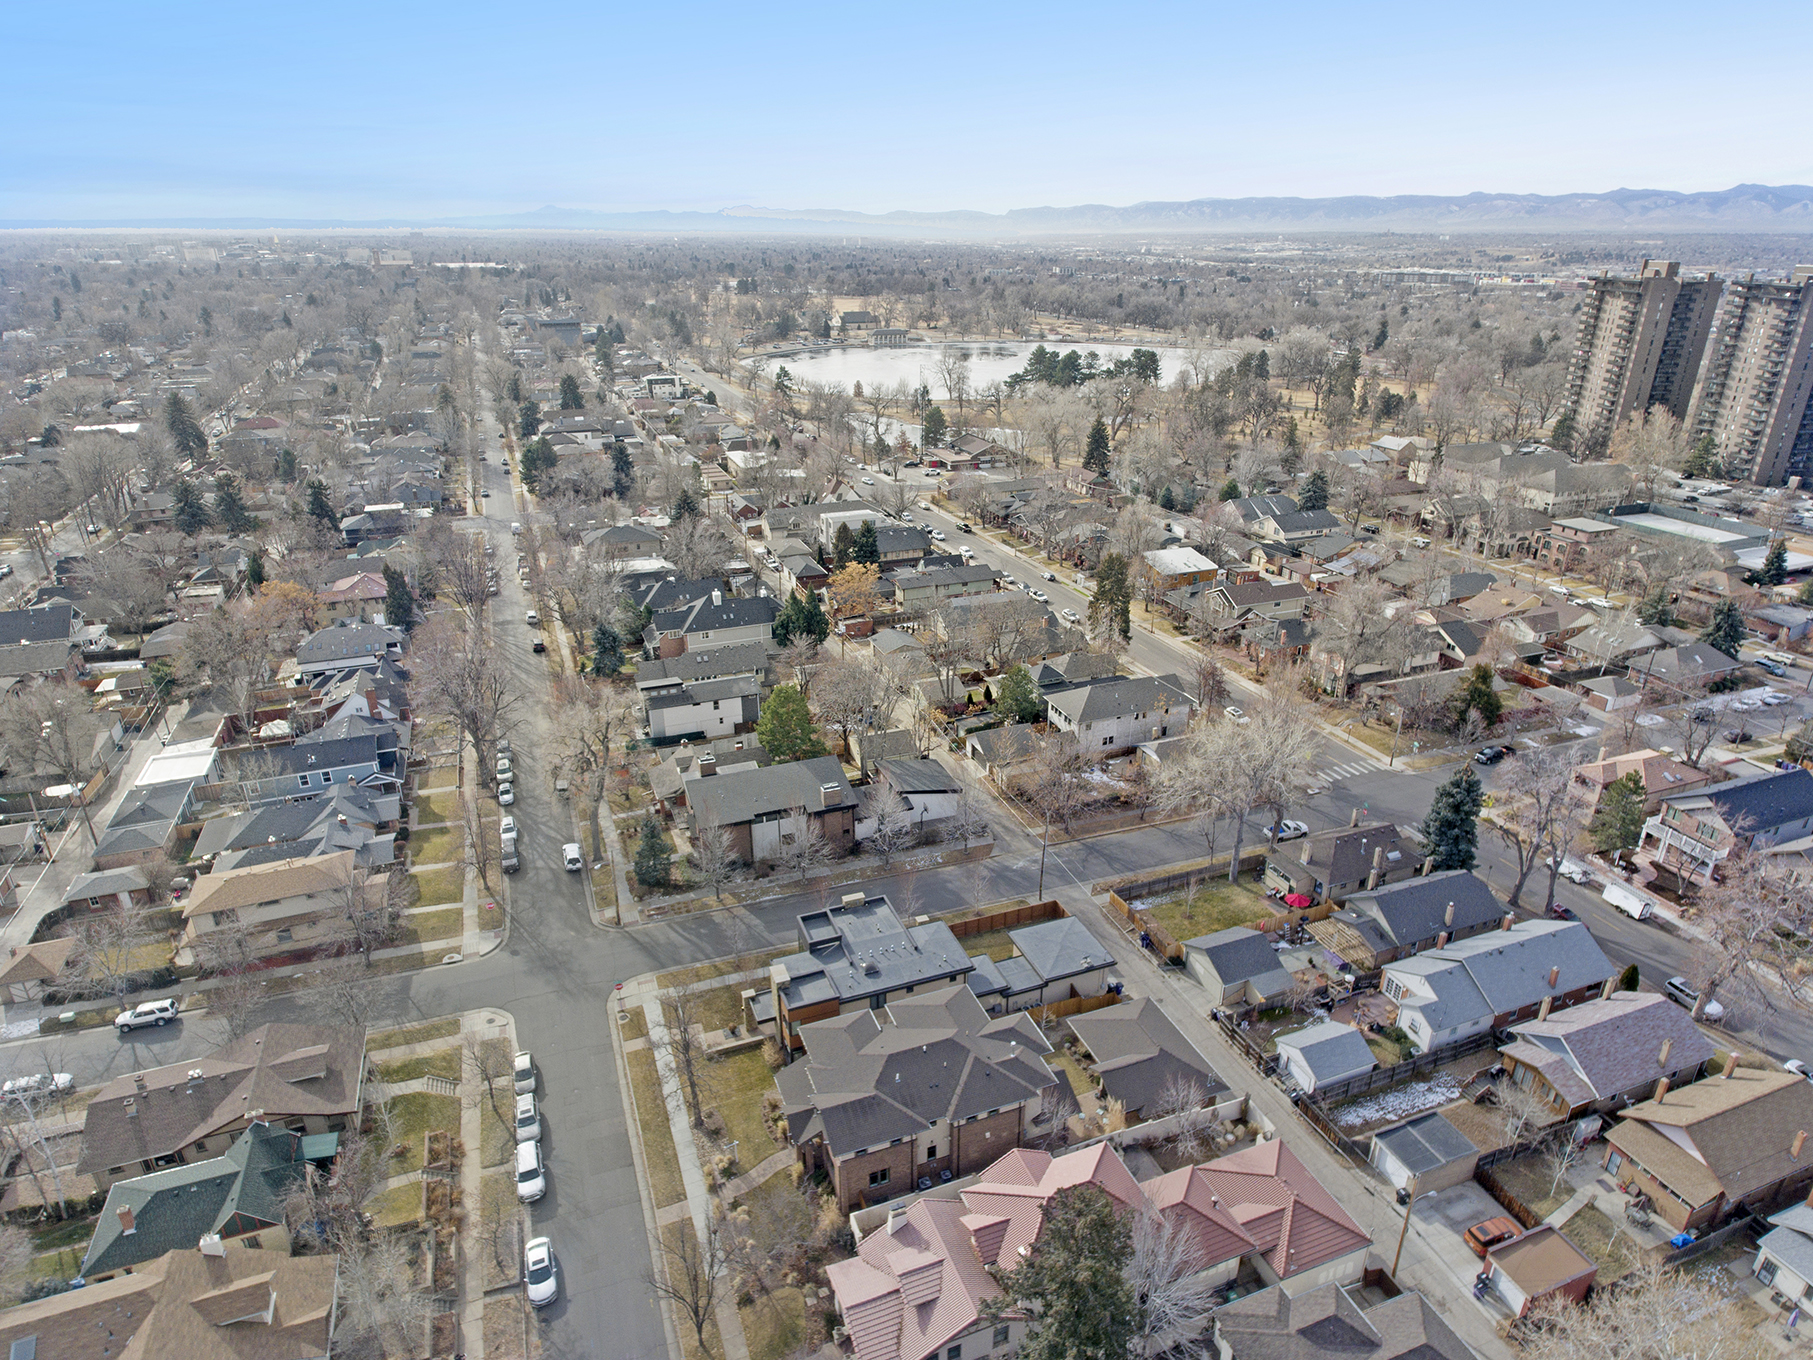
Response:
[[515, 1138, 546, 1202], [1464, 1217, 1522, 1257], [514, 1092, 541, 1143], [115, 999, 180, 1032], [1224, 706, 1248, 723], [1663, 976, 1725, 1021], [1474, 746, 1512, 765], [513, 1050, 535, 1094], [525, 1236, 558, 1306], [1762, 691, 1791, 706], [563, 842, 583, 871]]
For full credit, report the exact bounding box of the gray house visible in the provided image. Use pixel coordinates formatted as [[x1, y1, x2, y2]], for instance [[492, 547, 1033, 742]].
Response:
[[1184, 927, 1298, 1010], [1043, 674, 1193, 756], [1274, 1021, 1377, 1094]]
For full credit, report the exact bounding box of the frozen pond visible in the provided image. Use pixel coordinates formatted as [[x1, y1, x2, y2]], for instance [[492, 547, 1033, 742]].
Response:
[[744, 339, 1229, 394]]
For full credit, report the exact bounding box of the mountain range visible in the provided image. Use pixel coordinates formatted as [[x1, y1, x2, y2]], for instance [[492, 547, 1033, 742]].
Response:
[[8, 184, 1813, 234]]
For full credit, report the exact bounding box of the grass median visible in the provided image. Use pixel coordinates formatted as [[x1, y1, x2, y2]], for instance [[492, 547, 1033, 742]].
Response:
[[626, 1046, 686, 1209]]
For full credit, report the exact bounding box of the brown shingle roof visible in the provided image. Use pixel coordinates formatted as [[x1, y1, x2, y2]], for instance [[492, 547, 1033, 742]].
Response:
[[1608, 1066, 1813, 1205], [181, 850, 357, 921], [77, 1023, 364, 1176]]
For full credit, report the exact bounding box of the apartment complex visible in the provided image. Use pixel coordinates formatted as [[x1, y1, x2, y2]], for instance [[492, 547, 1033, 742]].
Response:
[[1564, 259, 1720, 455], [1689, 267, 1813, 486]]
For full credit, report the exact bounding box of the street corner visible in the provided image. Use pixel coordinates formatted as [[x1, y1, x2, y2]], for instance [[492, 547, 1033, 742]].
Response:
[[465, 1006, 518, 1045]]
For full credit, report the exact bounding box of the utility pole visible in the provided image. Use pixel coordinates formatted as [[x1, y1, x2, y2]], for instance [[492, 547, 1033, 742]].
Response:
[[1391, 1178, 1422, 1278], [1036, 796, 1053, 899]]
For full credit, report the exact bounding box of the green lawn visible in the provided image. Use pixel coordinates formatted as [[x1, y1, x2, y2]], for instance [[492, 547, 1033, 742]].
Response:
[[383, 1092, 460, 1176], [1141, 880, 1272, 940], [368, 1182, 422, 1229], [413, 792, 460, 823], [627, 1047, 685, 1209], [675, 979, 757, 1033], [1048, 1045, 1096, 1102], [956, 927, 1019, 962], [375, 1048, 462, 1084], [399, 907, 465, 947], [410, 825, 463, 865], [656, 949, 786, 992], [367, 1017, 460, 1050], [30, 1246, 84, 1282], [412, 865, 465, 906], [714, 1048, 783, 1166]]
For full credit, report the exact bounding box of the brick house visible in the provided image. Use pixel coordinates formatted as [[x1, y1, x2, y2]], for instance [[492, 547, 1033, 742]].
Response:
[[776, 984, 1056, 1210]]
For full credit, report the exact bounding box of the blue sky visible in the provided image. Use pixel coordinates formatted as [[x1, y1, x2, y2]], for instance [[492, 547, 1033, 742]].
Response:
[[4, 0, 1806, 221]]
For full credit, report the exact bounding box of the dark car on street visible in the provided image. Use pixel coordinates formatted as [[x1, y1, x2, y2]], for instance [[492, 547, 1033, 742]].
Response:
[[1474, 746, 1512, 765]]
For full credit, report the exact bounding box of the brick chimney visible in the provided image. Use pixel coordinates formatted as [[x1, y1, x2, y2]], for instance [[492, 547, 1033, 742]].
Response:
[[1436, 931, 1449, 948], [1657, 1038, 1673, 1069], [1444, 903, 1456, 928], [1794, 1130, 1808, 1161], [1537, 996, 1553, 1020], [1654, 1076, 1671, 1102], [1601, 976, 1617, 999], [1367, 846, 1385, 891], [697, 752, 717, 777], [820, 782, 840, 809], [1548, 966, 1560, 988], [118, 1205, 136, 1235], [1722, 1051, 1739, 1078], [1501, 914, 1514, 931]]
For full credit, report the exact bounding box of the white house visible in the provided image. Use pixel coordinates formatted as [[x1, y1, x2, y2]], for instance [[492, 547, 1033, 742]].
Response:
[[1755, 1203, 1813, 1310], [1042, 674, 1192, 756], [642, 676, 760, 745], [1273, 1021, 1376, 1094]]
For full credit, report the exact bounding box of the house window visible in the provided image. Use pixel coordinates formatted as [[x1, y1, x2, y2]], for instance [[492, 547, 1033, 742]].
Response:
[[1102, 736, 1113, 746], [994, 1326, 1011, 1348], [1757, 1258, 1779, 1287], [242, 1234, 261, 1250], [276, 928, 293, 944], [869, 1168, 889, 1187], [1605, 1151, 1623, 1175], [871, 995, 886, 1010], [926, 1144, 937, 1160], [297, 773, 312, 788], [947, 1346, 962, 1360]]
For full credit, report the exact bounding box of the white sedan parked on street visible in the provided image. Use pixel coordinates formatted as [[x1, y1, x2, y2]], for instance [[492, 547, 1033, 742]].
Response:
[[525, 1237, 559, 1306]]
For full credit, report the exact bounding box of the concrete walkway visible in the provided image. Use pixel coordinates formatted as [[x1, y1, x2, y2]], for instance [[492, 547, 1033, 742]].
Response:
[[458, 1006, 520, 1360]]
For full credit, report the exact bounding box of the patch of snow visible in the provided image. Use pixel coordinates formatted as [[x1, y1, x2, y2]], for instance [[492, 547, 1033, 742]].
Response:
[[0, 1020, 40, 1040], [1635, 713, 1666, 727], [1332, 1071, 1467, 1129]]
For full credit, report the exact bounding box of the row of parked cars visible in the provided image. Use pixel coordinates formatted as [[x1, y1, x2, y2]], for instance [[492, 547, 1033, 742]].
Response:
[[512, 1049, 560, 1307]]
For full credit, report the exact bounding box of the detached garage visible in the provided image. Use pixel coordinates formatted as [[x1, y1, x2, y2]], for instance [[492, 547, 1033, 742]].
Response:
[[1485, 1224, 1596, 1317]]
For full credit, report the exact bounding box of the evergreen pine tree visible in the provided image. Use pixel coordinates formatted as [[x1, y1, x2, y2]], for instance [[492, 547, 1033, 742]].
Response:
[[1700, 598, 1745, 659], [921, 406, 948, 448], [1000, 1185, 1136, 1360], [1219, 478, 1241, 501], [1089, 552, 1133, 640], [518, 399, 541, 439], [832, 522, 856, 567], [611, 443, 635, 498], [171, 478, 213, 535], [754, 684, 828, 762], [1751, 538, 1788, 587], [163, 393, 208, 458], [591, 622, 624, 676], [994, 665, 1042, 723], [382, 564, 415, 632], [633, 817, 671, 888], [246, 552, 265, 588], [1299, 469, 1330, 511], [305, 479, 335, 526], [1083, 417, 1112, 474], [1420, 765, 1484, 871], [671, 487, 701, 522], [212, 473, 255, 534], [557, 373, 584, 410], [1451, 663, 1502, 728], [1636, 582, 1675, 627], [852, 519, 880, 565], [1588, 771, 1647, 867]]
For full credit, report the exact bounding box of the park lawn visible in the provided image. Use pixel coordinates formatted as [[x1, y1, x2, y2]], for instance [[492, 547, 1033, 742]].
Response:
[[713, 1048, 783, 1166], [376, 1048, 461, 1084], [741, 1287, 808, 1360], [413, 792, 460, 823], [410, 825, 463, 865], [368, 1182, 422, 1229], [412, 865, 465, 906], [383, 1092, 460, 1176], [1142, 880, 1272, 940], [627, 1047, 685, 1209], [368, 1017, 461, 1050], [399, 908, 465, 947]]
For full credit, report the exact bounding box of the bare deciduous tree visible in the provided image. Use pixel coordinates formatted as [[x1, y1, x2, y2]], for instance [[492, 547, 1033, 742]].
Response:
[[1516, 1256, 1768, 1360], [1489, 747, 1584, 909], [648, 1215, 730, 1360], [864, 780, 919, 866], [1127, 1205, 1217, 1360]]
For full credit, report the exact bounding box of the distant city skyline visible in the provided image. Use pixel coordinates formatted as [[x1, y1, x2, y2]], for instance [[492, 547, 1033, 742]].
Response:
[[5, 0, 1808, 222]]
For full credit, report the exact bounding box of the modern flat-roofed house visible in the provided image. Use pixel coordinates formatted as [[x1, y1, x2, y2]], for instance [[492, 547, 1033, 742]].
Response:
[[1497, 990, 1714, 1119], [1306, 870, 1504, 971], [685, 753, 858, 866], [1640, 767, 1813, 885], [776, 984, 1057, 1210], [76, 1023, 364, 1193], [1042, 673, 1192, 756], [1604, 1066, 1813, 1231], [755, 893, 976, 1052], [642, 674, 761, 745], [1380, 919, 1615, 1053]]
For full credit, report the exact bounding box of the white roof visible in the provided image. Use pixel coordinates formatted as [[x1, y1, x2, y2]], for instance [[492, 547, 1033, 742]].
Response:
[[1143, 546, 1217, 574], [135, 738, 219, 789]]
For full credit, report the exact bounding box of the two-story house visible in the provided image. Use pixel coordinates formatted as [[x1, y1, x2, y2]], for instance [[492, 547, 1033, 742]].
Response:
[[890, 563, 1000, 608], [684, 753, 858, 865], [294, 622, 404, 677], [176, 849, 377, 968], [317, 571, 389, 625], [1042, 674, 1192, 756], [643, 590, 779, 659], [642, 674, 761, 745], [227, 733, 395, 806], [776, 984, 1056, 1211], [1379, 919, 1615, 1054], [1265, 820, 1414, 903], [1640, 767, 1813, 885], [1140, 546, 1218, 596]]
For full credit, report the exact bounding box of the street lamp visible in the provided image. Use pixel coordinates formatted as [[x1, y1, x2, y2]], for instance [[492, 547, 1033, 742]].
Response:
[[1391, 1175, 1423, 1278]]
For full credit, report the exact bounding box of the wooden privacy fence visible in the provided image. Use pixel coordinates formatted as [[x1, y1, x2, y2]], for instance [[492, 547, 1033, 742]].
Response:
[[1311, 1031, 1498, 1104], [946, 899, 1064, 938], [1474, 1164, 1544, 1230], [1214, 1012, 1278, 1077], [1026, 992, 1119, 1025], [1096, 852, 1268, 903], [1104, 890, 1186, 963], [1295, 1096, 1369, 1161]]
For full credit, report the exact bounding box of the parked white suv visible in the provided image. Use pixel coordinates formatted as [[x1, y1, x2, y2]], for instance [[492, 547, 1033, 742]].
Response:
[[115, 998, 180, 1033], [562, 843, 583, 871], [515, 1138, 546, 1202]]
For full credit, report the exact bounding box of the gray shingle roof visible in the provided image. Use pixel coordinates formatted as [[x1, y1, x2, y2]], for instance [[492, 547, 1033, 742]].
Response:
[[294, 622, 401, 666], [687, 754, 856, 828], [1371, 1112, 1477, 1176], [1274, 1022, 1376, 1084], [1500, 990, 1713, 1106], [1388, 920, 1614, 1029], [1185, 927, 1283, 987], [1043, 674, 1190, 726], [1699, 767, 1813, 837], [1009, 917, 1114, 983], [1343, 871, 1503, 949], [1065, 996, 1226, 1114]]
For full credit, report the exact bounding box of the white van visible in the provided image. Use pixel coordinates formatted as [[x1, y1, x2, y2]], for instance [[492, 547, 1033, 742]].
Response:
[[1602, 881, 1652, 920], [510, 521, 523, 535]]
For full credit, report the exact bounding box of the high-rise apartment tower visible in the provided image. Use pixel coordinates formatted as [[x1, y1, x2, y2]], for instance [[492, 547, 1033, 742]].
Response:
[[1689, 266, 1813, 486]]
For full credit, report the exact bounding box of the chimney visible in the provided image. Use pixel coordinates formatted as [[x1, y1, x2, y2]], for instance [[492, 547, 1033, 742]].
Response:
[[1795, 1131, 1808, 1161], [118, 1205, 136, 1235], [1537, 996, 1552, 1020], [1436, 931, 1449, 948], [1422, 856, 1434, 876], [124, 1096, 137, 1118], [1601, 976, 1616, 999], [1597, 744, 1607, 763], [1723, 1051, 1738, 1079], [134, 1073, 147, 1092], [1350, 807, 1361, 828], [1654, 1076, 1671, 1102], [1657, 1038, 1673, 1069], [1548, 966, 1560, 988], [697, 751, 717, 776], [1502, 914, 1514, 931], [1444, 903, 1456, 928], [198, 1233, 225, 1257], [711, 589, 722, 607], [820, 782, 840, 809]]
